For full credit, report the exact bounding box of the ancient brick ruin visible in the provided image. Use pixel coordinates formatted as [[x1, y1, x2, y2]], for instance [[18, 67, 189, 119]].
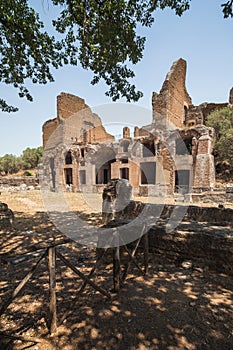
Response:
[[42, 58, 232, 197]]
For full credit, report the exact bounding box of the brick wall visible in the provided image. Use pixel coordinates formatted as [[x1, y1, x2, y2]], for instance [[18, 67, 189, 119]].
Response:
[[57, 92, 88, 120], [152, 58, 192, 128], [42, 92, 114, 148]]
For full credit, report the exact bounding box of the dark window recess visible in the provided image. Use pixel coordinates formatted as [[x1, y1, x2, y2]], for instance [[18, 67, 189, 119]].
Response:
[[141, 162, 156, 185], [176, 138, 192, 155], [65, 168, 73, 185], [142, 142, 155, 157], [103, 169, 109, 184], [120, 168, 129, 180], [82, 130, 87, 143], [175, 170, 190, 193], [121, 158, 128, 164], [79, 170, 86, 185], [96, 160, 114, 184], [184, 105, 188, 124], [122, 141, 130, 152], [49, 158, 55, 188], [157, 142, 161, 154], [81, 148, 85, 158], [65, 151, 72, 164]]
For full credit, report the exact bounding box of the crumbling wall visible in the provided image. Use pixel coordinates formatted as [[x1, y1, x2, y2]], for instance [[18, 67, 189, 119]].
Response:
[[0, 176, 39, 188], [42, 118, 58, 149], [42, 92, 114, 148], [57, 92, 89, 121], [43, 93, 88, 147], [186, 102, 228, 126], [152, 58, 192, 128]]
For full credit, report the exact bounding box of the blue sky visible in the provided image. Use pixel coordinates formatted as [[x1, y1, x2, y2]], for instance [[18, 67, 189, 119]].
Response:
[[0, 0, 233, 156]]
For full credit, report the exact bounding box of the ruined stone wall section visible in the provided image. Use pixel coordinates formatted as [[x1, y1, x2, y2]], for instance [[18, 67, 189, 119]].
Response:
[[57, 92, 89, 121], [197, 102, 228, 125], [63, 110, 111, 145], [43, 93, 114, 148], [42, 118, 58, 148], [152, 58, 192, 128], [88, 125, 115, 143]]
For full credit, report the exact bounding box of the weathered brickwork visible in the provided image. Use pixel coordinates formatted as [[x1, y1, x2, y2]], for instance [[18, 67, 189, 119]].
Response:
[[43, 93, 114, 149], [42, 118, 58, 148], [152, 58, 192, 128], [42, 58, 233, 196], [185, 102, 228, 126], [57, 92, 89, 121]]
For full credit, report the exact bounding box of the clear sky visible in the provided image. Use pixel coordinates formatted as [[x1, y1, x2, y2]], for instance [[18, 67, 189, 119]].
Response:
[[0, 0, 233, 156]]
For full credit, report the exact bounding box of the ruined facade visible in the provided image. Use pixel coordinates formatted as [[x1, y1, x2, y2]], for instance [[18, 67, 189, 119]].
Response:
[[42, 58, 232, 196]]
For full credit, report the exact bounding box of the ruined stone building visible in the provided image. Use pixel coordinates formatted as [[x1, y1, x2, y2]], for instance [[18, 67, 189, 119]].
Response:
[[42, 58, 232, 196]]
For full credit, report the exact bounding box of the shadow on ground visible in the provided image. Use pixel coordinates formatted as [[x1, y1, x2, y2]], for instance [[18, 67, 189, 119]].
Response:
[[0, 211, 232, 349]]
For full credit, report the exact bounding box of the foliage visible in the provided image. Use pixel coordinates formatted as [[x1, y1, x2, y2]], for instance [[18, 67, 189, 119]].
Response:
[[1, 1, 233, 111], [206, 106, 233, 180], [21, 146, 43, 170], [222, 0, 233, 17], [23, 170, 33, 176], [0, 0, 65, 112], [0, 146, 43, 175], [0, 154, 21, 174]]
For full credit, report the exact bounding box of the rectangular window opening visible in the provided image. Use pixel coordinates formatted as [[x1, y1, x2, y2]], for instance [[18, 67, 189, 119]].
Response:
[[141, 162, 156, 185], [79, 170, 86, 185], [120, 168, 129, 180]]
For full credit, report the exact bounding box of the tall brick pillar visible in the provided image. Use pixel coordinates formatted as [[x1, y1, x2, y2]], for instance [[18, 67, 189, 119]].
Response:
[[193, 134, 215, 190]]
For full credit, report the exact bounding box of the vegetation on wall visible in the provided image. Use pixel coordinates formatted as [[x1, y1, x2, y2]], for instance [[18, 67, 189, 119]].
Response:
[[206, 106, 233, 180], [0, 146, 43, 175], [0, 0, 233, 111]]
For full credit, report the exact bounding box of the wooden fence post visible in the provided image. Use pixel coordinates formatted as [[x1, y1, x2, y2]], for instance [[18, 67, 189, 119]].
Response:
[[48, 247, 57, 335]]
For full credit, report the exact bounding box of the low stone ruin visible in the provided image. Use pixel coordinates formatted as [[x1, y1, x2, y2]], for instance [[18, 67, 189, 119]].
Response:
[[102, 178, 133, 224], [0, 176, 40, 193], [0, 202, 14, 228], [101, 180, 233, 275]]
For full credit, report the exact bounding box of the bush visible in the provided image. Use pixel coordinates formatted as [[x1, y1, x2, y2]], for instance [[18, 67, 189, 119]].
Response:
[[23, 170, 33, 176]]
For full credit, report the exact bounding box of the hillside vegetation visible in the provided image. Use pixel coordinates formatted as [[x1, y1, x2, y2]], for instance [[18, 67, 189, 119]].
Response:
[[0, 146, 42, 176]]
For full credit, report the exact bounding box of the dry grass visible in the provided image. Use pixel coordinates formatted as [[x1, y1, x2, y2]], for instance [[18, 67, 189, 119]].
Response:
[[2, 189, 231, 219]]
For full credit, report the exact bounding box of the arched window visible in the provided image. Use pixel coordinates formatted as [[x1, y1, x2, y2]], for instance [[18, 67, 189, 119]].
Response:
[[176, 138, 192, 155], [142, 141, 155, 157]]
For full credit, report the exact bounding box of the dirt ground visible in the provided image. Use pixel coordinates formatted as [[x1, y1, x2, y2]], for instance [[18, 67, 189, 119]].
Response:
[[0, 191, 232, 350]]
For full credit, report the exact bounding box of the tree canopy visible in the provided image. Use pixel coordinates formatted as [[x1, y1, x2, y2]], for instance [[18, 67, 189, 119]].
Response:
[[206, 106, 233, 180], [0, 146, 43, 175], [0, 0, 233, 112]]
